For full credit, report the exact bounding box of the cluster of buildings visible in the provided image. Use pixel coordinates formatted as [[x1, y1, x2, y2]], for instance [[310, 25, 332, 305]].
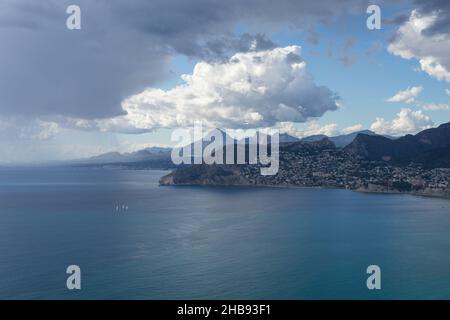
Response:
[[240, 146, 450, 197]]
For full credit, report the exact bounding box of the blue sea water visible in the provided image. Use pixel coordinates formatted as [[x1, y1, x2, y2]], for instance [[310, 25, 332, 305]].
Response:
[[0, 167, 449, 299]]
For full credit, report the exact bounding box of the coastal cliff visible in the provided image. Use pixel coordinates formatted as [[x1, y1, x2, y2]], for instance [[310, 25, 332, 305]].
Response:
[[159, 164, 250, 186]]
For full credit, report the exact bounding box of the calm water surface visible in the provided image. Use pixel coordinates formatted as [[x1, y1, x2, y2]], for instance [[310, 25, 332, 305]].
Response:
[[0, 167, 449, 299]]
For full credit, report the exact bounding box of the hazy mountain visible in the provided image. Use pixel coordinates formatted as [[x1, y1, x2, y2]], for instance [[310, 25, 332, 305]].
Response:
[[86, 147, 172, 164], [279, 133, 300, 143], [300, 130, 383, 147], [300, 134, 328, 143], [65, 146, 175, 169], [71, 123, 450, 169], [330, 130, 378, 147]]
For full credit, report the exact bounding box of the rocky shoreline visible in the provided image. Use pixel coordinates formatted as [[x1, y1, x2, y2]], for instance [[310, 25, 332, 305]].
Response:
[[159, 167, 450, 199]]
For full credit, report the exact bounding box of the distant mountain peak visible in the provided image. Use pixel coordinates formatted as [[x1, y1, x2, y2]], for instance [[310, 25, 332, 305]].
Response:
[[357, 129, 376, 135], [279, 133, 300, 143], [438, 121, 450, 129]]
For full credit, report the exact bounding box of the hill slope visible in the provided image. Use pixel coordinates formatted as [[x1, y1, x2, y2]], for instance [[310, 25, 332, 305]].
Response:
[[344, 122, 450, 166]]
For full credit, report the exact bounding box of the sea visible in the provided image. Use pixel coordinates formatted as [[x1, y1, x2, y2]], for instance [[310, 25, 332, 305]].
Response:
[[0, 167, 449, 299]]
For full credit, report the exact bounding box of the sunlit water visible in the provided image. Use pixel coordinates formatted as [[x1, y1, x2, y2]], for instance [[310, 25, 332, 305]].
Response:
[[0, 167, 449, 299]]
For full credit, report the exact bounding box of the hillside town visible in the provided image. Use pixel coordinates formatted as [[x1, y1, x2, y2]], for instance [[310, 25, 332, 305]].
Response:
[[240, 142, 450, 197]]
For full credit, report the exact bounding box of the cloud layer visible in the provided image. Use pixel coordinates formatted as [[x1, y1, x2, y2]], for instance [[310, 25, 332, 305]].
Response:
[[387, 86, 423, 104], [370, 108, 433, 135], [108, 46, 339, 130], [388, 10, 450, 82]]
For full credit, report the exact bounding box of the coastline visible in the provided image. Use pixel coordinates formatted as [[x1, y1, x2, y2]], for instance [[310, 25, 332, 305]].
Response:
[[159, 172, 450, 200], [355, 187, 450, 200]]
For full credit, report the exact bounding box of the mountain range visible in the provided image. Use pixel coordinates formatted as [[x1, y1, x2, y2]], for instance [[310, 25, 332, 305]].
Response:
[[85, 147, 171, 164], [69, 146, 174, 169], [69, 124, 450, 170], [345, 122, 450, 168], [74, 130, 389, 168], [300, 129, 387, 147]]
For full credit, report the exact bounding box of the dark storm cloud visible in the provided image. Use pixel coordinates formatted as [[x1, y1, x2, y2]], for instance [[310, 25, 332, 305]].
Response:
[[383, 13, 410, 26], [413, 0, 450, 36], [0, 0, 374, 120], [196, 33, 278, 61], [0, 0, 172, 119]]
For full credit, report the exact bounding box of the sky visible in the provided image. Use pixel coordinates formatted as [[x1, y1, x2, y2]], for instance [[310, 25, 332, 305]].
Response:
[[0, 0, 449, 163]]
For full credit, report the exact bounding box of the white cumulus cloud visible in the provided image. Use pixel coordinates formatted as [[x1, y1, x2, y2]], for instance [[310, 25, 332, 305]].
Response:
[[278, 121, 339, 138], [386, 86, 423, 104], [370, 108, 433, 136], [388, 10, 450, 82], [341, 124, 363, 134], [107, 46, 338, 131], [278, 121, 365, 138]]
